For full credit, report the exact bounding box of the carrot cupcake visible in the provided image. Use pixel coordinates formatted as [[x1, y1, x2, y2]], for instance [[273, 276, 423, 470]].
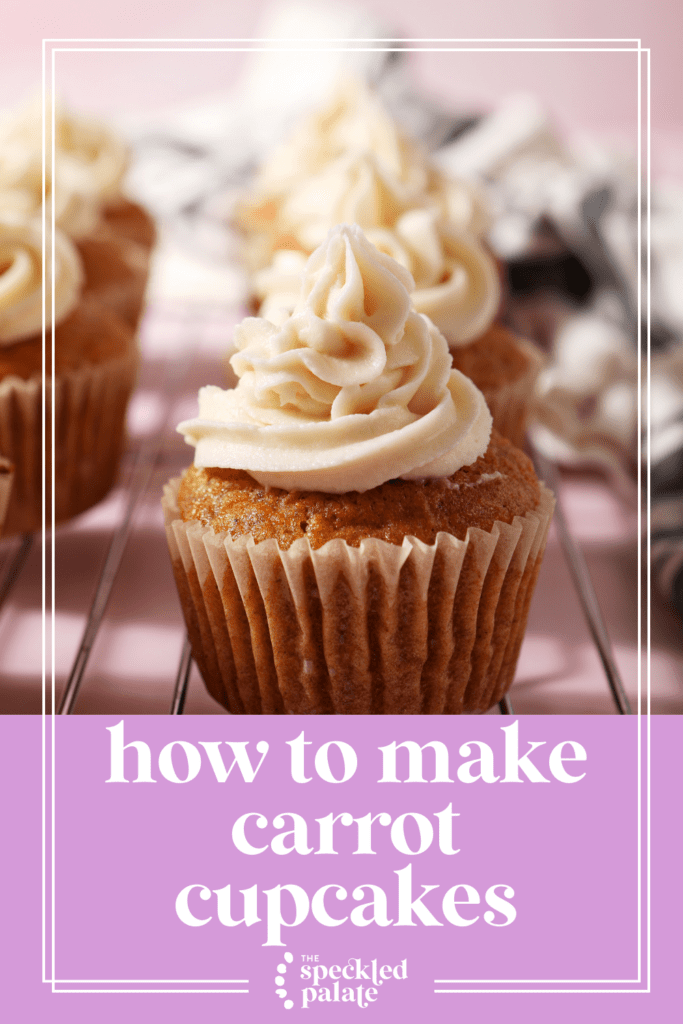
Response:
[[0, 97, 154, 330], [164, 225, 553, 714], [0, 215, 138, 534]]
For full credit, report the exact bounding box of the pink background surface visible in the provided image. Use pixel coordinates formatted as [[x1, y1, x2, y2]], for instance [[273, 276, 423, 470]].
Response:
[[1, 0, 680, 123], [2, 0, 681, 168]]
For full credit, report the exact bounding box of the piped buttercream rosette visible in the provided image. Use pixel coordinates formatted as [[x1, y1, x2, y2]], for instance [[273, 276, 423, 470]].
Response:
[[0, 217, 83, 344], [179, 224, 492, 493], [367, 208, 501, 345], [0, 97, 128, 236], [252, 199, 501, 348]]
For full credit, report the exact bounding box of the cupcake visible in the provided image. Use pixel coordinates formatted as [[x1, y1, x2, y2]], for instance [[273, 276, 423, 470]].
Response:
[[164, 225, 553, 714], [0, 96, 155, 330], [0, 216, 138, 534]]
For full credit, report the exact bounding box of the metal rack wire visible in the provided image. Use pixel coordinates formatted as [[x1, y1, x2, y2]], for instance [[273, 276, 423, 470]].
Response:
[[0, 307, 633, 718]]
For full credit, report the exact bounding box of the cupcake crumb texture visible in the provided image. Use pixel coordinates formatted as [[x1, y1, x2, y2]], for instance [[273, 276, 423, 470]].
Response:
[[177, 430, 540, 550]]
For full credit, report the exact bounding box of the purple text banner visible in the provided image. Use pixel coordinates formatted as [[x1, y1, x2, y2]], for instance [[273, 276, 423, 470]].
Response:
[[2, 714, 675, 1023]]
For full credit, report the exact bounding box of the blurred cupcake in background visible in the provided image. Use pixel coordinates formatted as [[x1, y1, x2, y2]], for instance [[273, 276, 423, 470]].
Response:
[[0, 216, 138, 534], [0, 96, 155, 330], [235, 77, 488, 273], [164, 225, 554, 715]]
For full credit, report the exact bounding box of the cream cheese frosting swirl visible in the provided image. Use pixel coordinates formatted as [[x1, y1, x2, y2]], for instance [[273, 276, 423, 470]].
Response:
[[367, 209, 501, 345], [178, 224, 492, 493], [236, 79, 443, 272], [0, 97, 129, 237], [276, 151, 414, 256], [255, 207, 501, 346], [0, 217, 83, 344], [245, 78, 435, 209]]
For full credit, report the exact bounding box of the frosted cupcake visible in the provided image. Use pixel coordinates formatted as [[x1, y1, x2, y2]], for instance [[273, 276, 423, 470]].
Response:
[[0, 97, 154, 329], [0, 216, 137, 533], [164, 225, 553, 714]]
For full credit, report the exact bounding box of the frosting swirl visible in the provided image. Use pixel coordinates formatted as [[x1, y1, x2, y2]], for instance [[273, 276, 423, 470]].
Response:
[[368, 209, 501, 345], [276, 151, 414, 255], [178, 225, 491, 493], [52, 103, 128, 204], [0, 98, 128, 237], [0, 216, 83, 344], [245, 78, 435, 207], [236, 79, 442, 271], [255, 207, 501, 346]]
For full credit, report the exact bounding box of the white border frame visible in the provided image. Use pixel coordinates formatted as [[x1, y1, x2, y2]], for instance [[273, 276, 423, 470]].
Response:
[[40, 35, 650, 999]]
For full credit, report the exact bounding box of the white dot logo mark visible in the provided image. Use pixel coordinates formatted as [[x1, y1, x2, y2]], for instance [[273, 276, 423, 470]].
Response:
[[275, 952, 295, 1009]]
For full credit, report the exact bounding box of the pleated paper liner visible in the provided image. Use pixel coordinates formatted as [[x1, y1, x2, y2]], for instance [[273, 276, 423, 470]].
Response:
[[163, 478, 554, 715], [0, 344, 138, 535]]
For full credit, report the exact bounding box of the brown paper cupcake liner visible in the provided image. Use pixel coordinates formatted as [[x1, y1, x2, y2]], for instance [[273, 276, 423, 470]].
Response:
[[163, 478, 554, 715], [0, 345, 138, 535]]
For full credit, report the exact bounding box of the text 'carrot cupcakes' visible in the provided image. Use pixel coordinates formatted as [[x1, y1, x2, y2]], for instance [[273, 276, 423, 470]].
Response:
[[164, 225, 553, 714]]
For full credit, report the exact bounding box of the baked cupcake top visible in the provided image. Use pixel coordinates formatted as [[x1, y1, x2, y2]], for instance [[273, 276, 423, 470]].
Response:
[[178, 224, 492, 494], [177, 428, 540, 549]]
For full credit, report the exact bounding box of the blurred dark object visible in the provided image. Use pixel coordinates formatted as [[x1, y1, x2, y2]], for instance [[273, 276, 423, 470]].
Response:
[[507, 252, 593, 301]]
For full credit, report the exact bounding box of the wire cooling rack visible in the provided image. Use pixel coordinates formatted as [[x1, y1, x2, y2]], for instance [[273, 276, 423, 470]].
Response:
[[0, 303, 639, 717]]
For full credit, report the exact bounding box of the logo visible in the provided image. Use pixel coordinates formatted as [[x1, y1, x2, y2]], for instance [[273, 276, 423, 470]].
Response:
[[274, 951, 295, 1009], [275, 954, 408, 1010]]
